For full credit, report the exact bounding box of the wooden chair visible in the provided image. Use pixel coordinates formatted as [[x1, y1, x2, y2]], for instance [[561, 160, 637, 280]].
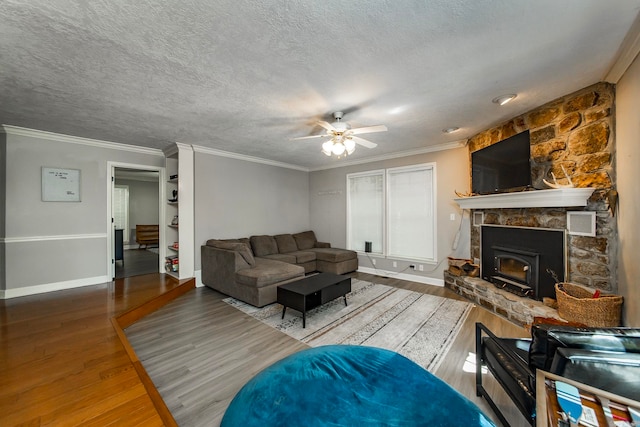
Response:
[[135, 224, 159, 249]]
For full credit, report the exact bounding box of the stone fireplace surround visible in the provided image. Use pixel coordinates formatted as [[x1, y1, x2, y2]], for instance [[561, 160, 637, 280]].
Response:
[[444, 272, 560, 327], [444, 82, 616, 326], [445, 190, 594, 327]]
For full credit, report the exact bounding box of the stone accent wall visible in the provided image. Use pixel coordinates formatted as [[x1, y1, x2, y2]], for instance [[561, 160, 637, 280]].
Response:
[[467, 82, 617, 293]]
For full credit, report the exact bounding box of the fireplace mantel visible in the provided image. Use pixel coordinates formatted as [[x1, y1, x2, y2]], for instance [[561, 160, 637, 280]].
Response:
[[454, 188, 595, 209]]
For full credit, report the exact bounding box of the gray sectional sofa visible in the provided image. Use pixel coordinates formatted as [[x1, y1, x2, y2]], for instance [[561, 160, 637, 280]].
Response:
[[201, 230, 358, 307]]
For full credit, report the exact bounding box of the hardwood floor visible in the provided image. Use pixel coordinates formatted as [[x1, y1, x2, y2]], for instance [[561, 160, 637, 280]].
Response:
[[0, 274, 188, 426], [115, 249, 160, 279], [1, 272, 530, 426]]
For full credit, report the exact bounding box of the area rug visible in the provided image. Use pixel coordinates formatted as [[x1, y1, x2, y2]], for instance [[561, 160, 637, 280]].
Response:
[[223, 280, 473, 372]]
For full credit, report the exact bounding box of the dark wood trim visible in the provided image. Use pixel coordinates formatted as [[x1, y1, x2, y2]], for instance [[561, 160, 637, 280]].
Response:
[[115, 278, 195, 328]]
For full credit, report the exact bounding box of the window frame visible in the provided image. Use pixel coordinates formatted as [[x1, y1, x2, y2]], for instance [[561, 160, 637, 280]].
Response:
[[346, 163, 437, 263], [113, 184, 130, 244], [385, 163, 437, 262], [346, 169, 385, 255]]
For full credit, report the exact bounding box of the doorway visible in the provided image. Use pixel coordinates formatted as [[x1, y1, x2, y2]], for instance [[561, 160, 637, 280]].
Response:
[[108, 164, 163, 279]]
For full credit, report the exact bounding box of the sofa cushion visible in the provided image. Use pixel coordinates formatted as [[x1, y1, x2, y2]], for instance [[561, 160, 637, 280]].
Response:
[[236, 258, 304, 288], [292, 230, 317, 250], [310, 247, 357, 263], [260, 253, 297, 264], [289, 251, 316, 264], [250, 235, 279, 257], [274, 234, 298, 253], [206, 240, 255, 266], [206, 237, 250, 247]]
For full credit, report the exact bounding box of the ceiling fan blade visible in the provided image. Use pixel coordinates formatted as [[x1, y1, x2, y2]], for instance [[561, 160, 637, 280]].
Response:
[[350, 124, 388, 135], [352, 136, 377, 149], [290, 134, 329, 140], [317, 121, 337, 132]]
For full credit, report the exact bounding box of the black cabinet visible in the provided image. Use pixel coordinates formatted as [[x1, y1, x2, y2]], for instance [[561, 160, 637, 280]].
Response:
[[115, 229, 124, 263]]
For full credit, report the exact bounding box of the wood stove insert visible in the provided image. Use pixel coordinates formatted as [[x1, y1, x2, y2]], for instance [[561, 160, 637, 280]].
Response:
[[481, 225, 566, 301]]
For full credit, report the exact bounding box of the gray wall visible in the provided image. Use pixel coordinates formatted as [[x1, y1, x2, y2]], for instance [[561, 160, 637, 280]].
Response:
[[194, 152, 310, 270], [115, 178, 160, 243], [1, 131, 164, 294], [0, 133, 6, 289], [309, 146, 470, 284], [615, 53, 640, 327]]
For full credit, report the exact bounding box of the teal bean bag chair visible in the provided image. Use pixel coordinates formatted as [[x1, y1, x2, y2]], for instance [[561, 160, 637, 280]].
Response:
[[221, 345, 495, 426]]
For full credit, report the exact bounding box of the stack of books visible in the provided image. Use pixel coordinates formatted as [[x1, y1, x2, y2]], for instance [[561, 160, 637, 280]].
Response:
[[165, 255, 179, 272]]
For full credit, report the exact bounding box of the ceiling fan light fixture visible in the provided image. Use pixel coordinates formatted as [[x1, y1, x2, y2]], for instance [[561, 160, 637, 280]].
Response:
[[293, 111, 385, 159], [492, 94, 517, 106], [332, 142, 346, 156], [344, 138, 356, 154], [321, 141, 333, 156]]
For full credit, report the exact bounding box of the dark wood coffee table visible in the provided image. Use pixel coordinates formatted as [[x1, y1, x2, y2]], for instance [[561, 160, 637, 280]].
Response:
[[277, 273, 351, 328]]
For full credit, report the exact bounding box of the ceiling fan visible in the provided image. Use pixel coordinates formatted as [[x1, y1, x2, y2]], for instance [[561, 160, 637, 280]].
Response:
[[291, 111, 387, 157]]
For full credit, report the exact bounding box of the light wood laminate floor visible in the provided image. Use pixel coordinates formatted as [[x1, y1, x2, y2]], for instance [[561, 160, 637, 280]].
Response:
[[126, 272, 531, 427]]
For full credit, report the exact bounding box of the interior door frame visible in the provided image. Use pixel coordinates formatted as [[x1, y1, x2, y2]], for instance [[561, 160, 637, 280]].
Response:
[[106, 161, 166, 279]]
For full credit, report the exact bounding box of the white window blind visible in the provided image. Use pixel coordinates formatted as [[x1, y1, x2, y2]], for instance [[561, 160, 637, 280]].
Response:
[[113, 185, 129, 244], [347, 171, 384, 254], [387, 165, 435, 261], [347, 164, 436, 262]]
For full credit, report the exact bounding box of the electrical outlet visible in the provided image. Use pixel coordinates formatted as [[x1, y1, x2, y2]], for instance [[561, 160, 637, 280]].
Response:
[[372, 259, 376, 265], [393, 261, 397, 267], [419, 265, 424, 271], [450, 213, 456, 221]]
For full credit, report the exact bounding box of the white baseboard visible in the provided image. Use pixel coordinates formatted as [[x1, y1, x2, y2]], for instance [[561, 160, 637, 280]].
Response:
[[194, 269, 204, 287], [357, 266, 444, 287], [0, 275, 111, 299]]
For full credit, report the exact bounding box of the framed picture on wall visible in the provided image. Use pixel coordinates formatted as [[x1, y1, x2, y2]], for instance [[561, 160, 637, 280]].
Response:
[[41, 167, 81, 202]]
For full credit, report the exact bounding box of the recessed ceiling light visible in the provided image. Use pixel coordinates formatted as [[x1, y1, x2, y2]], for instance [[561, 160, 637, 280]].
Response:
[[443, 127, 460, 134], [492, 94, 517, 106]]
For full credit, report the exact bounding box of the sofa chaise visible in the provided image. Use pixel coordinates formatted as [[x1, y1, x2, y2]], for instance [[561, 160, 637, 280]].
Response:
[[201, 231, 358, 307]]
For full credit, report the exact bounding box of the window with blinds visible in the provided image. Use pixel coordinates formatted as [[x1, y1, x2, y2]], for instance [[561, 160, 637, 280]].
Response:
[[347, 163, 436, 262], [113, 185, 129, 244], [347, 170, 385, 254]]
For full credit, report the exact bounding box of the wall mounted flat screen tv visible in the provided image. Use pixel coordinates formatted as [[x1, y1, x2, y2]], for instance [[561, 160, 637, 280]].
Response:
[[472, 130, 531, 194]]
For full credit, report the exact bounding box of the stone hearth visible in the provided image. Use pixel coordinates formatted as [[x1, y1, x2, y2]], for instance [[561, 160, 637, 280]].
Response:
[[444, 272, 561, 327]]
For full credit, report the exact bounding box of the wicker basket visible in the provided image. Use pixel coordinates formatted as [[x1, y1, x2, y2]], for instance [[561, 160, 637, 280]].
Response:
[[555, 283, 623, 327]]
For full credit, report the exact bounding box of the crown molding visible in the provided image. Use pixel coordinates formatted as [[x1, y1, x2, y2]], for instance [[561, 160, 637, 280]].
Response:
[[308, 139, 468, 171], [1, 125, 165, 156], [604, 11, 640, 83], [192, 145, 310, 172]]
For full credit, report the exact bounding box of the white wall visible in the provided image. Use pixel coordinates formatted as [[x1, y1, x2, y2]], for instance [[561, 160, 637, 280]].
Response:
[[309, 146, 470, 285], [193, 151, 310, 270], [615, 53, 640, 326], [0, 128, 165, 298]]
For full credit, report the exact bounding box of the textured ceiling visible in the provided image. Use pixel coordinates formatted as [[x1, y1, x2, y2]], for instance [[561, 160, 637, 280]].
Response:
[[1, 0, 639, 170]]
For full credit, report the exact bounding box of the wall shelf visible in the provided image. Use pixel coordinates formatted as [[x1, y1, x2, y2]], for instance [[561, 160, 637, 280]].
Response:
[[163, 143, 194, 280], [454, 188, 595, 209]]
